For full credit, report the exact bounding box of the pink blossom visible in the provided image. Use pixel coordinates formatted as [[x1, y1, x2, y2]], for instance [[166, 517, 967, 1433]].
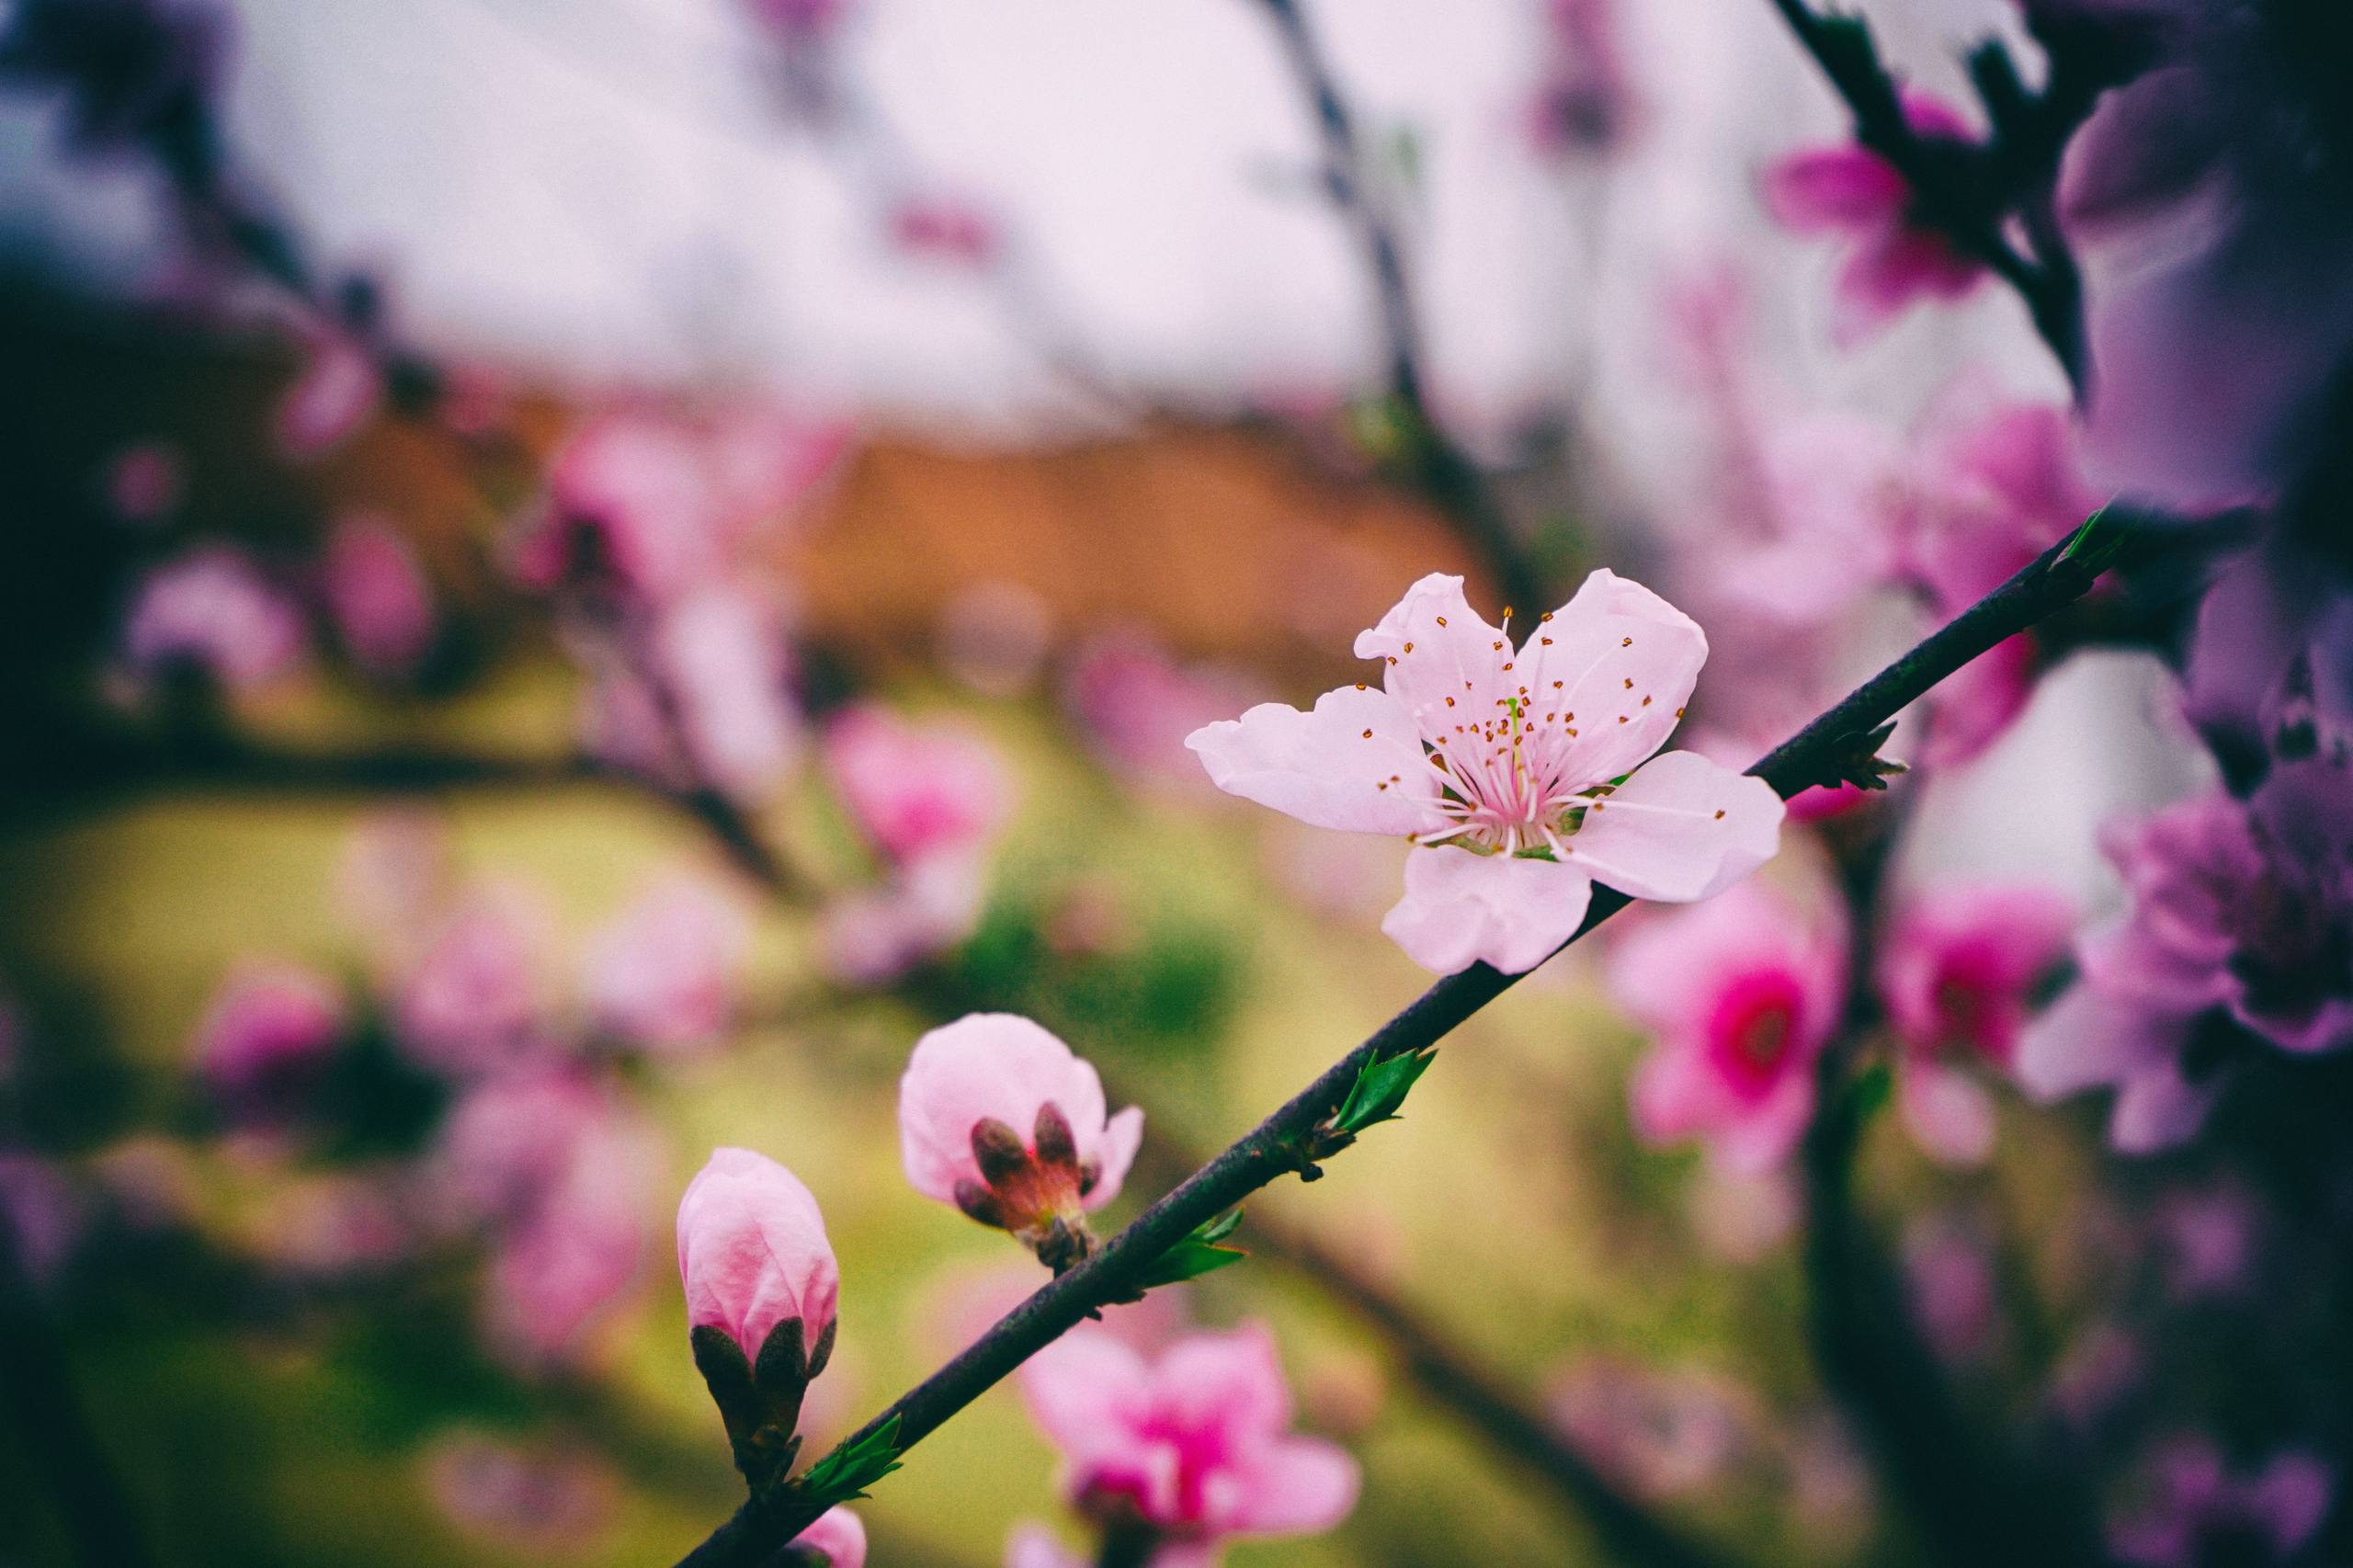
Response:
[[745, 0, 849, 42], [485, 1186, 644, 1368], [824, 704, 1011, 866], [275, 330, 381, 458], [189, 961, 346, 1123], [1003, 1525, 1087, 1568], [0, 1153, 84, 1288], [2109, 1437, 2333, 1567], [1762, 93, 1987, 345], [788, 1508, 867, 1568], [1901, 1215, 1998, 1360], [1065, 631, 1267, 799], [1548, 1358, 1751, 1500], [899, 1014, 1142, 1250], [2058, 13, 2353, 511], [1699, 412, 1909, 630], [1018, 1322, 1359, 1549], [1188, 572, 1784, 974], [676, 1147, 839, 1366], [581, 876, 751, 1055], [103, 442, 182, 522], [321, 513, 435, 676], [511, 415, 733, 604], [581, 585, 805, 805], [392, 882, 555, 1080], [889, 196, 1001, 267], [424, 1431, 616, 1553], [2018, 759, 2353, 1152], [253, 1171, 415, 1278], [120, 546, 307, 693], [820, 851, 989, 985], [1611, 878, 1848, 1173], [432, 1074, 619, 1231], [1875, 883, 2075, 1165], [1528, 0, 1637, 159]]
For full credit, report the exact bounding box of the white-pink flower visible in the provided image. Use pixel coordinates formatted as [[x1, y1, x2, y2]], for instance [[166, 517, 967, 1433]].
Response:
[[1611, 878, 1848, 1174], [321, 513, 436, 676], [676, 1147, 839, 1367], [1875, 882, 2075, 1165], [899, 1014, 1142, 1261], [824, 704, 1011, 867], [1018, 1322, 1358, 1549], [580, 876, 751, 1055], [1186, 571, 1784, 974], [120, 546, 308, 694]]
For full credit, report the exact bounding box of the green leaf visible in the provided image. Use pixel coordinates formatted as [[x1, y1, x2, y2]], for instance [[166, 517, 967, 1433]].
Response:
[[1132, 1210, 1248, 1291], [797, 1415, 904, 1507], [1843, 1062, 1893, 1129], [2058, 506, 2129, 574], [1330, 1047, 1438, 1137]]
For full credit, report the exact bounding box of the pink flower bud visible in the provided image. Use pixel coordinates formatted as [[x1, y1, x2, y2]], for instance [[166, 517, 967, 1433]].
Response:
[[898, 1015, 1142, 1261], [190, 962, 346, 1124], [824, 704, 1010, 867], [788, 1507, 866, 1568], [676, 1148, 839, 1369], [322, 513, 436, 676]]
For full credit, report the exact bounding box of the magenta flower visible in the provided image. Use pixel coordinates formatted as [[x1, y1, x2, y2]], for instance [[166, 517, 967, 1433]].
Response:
[[580, 876, 751, 1055], [676, 1147, 839, 1369], [119, 546, 307, 694], [787, 1507, 867, 1568], [1875, 882, 2075, 1165], [1611, 878, 1848, 1173], [899, 1014, 1142, 1267], [1763, 92, 1987, 345], [189, 961, 346, 1124], [321, 513, 436, 676], [1187, 572, 1784, 975], [824, 704, 1011, 867], [2109, 1437, 2333, 1567], [1018, 1323, 1359, 1550], [2018, 759, 2353, 1152]]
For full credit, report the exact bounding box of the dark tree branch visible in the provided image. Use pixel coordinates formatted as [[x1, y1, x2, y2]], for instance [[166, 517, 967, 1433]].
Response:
[[666, 521, 2126, 1568], [1249, 0, 1549, 615]]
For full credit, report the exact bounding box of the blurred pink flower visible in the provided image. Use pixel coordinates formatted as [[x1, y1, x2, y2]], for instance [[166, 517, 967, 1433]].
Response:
[[581, 876, 751, 1055], [2018, 758, 2353, 1151], [824, 704, 1011, 867], [1612, 878, 1848, 1173], [1901, 1215, 1999, 1360], [2058, 8, 2353, 511], [744, 0, 849, 42], [1188, 571, 1783, 974], [2109, 1437, 2333, 1567], [103, 441, 182, 522], [789, 1507, 867, 1568], [392, 882, 555, 1080], [253, 1170, 415, 1278], [889, 196, 1001, 267], [0, 1153, 84, 1288], [1876, 882, 2075, 1165], [275, 330, 381, 458], [1004, 1525, 1087, 1568], [433, 1074, 622, 1232], [120, 545, 307, 693], [321, 513, 435, 676], [485, 1181, 645, 1368], [1019, 1322, 1358, 1549], [581, 585, 804, 805], [1528, 0, 1637, 158], [424, 1431, 616, 1553], [676, 1147, 839, 1367], [1064, 632, 1265, 797], [1763, 92, 1987, 345], [189, 961, 346, 1124], [1700, 412, 1909, 630], [1548, 1358, 1752, 1500], [898, 1014, 1142, 1244]]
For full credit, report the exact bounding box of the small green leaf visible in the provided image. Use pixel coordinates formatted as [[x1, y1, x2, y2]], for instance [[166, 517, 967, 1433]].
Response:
[[2058, 506, 2129, 574], [1331, 1047, 1438, 1137], [1843, 1062, 1893, 1128], [1133, 1210, 1248, 1291], [797, 1415, 904, 1506]]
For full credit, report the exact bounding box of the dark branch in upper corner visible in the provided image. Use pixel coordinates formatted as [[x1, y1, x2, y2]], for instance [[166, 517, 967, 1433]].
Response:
[[666, 520, 2128, 1568]]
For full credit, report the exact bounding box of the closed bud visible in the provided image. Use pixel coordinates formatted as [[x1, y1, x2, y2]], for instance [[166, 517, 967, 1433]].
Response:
[[676, 1148, 840, 1490], [899, 1015, 1143, 1269]]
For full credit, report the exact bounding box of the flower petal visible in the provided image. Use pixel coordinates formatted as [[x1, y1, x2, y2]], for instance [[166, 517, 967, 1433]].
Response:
[[1186, 686, 1440, 835], [1223, 1437, 1361, 1537], [1019, 1328, 1152, 1461], [1898, 1061, 1998, 1167], [1761, 146, 1906, 231], [1381, 849, 1594, 974], [1568, 751, 1785, 903], [1520, 570, 1710, 785], [1083, 1105, 1146, 1211], [1354, 572, 1518, 734]]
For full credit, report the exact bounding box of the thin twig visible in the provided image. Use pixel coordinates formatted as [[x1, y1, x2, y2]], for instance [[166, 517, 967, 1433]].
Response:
[[1249, 0, 1549, 614], [666, 523, 2124, 1568]]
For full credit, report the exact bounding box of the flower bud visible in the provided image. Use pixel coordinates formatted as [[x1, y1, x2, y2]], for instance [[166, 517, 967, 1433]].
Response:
[[676, 1148, 840, 1490], [898, 1015, 1142, 1271], [783, 1506, 866, 1568], [898, 1012, 1139, 1271]]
